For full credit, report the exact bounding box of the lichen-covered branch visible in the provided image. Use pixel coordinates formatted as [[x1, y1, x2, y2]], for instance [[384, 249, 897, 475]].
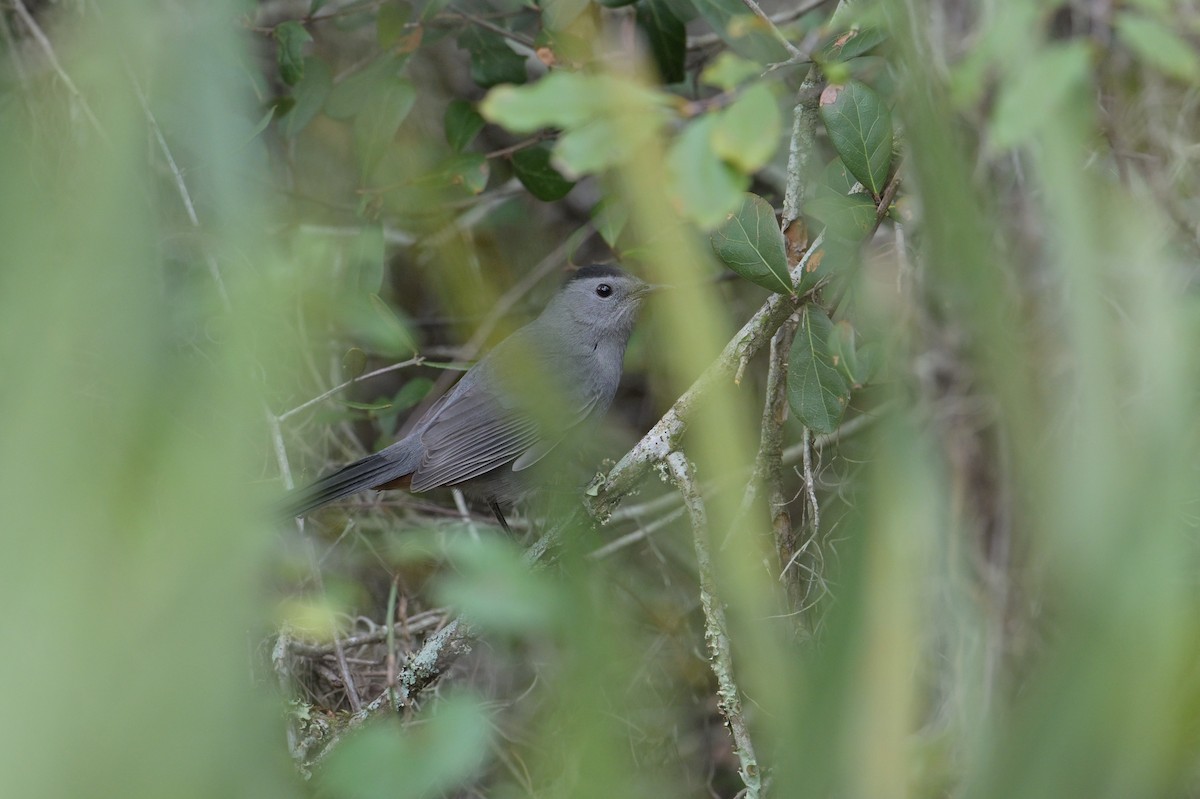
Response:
[[762, 320, 807, 611], [781, 71, 824, 230], [586, 241, 825, 521], [666, 451, 761, 799]]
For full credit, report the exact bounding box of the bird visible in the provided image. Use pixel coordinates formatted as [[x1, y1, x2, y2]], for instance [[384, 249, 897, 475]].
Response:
[[284, 264, 657, 531]]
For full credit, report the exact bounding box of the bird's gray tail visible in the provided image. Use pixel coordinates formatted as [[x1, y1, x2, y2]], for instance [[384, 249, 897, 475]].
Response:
[[281, 438, 420, 518]]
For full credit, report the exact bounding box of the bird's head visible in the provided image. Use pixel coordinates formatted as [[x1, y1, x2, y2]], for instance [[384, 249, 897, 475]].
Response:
[[543, 264, 660, 346]]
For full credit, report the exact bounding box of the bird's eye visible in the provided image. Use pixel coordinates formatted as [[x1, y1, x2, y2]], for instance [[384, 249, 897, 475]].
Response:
[[595, 283, 613, 298]]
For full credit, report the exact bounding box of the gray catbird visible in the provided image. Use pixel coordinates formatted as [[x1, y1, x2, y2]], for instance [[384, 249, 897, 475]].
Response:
[[285, 264, 655, 529]]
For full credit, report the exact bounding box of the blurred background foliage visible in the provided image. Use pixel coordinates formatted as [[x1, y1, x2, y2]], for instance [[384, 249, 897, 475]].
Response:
[[2, 0, 1200, 797]]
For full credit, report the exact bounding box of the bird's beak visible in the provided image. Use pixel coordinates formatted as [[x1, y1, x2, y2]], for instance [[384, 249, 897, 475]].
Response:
[[633, 283, 671, 298]]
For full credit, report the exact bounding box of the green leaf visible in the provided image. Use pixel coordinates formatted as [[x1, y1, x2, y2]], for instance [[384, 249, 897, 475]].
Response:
[[353, 77, 417, 175], [423, 360, 471, 371], [819, 79, 893, 197], [828, 319, 863, 386], [710, 192, 791, 293], [341, 398, 393, 411], [593, 199, 630, 248], [843, 56, 896, 99], [637, 0, 686, 84], [541, 0, 591, 30], [377, 376, 436, 439], [348, 224, 386, 294], [247, 106, 275, 144], [855, 341, 882, 384], [691, 0, 788, 62], [482, 73, 594, 131], [458, 28, 527, 89], [318, 696, 490, 799], [482, 74, 667, 177], [282, 56, 332, 138], [482, 72, 662, 132], [433, 152, 490, 195], [444, 99, 486, 151], [408, 151, 492, 196], [700, 52, 761, 90], [988, 42, 1090, 150], [805, 191, 877, 242], [1115, 12, 1200, 83], [818, 156, 857, 195], [788, 306, 850, 434], [393, 377, 434, 411], [667, 116, 748, 229], [819, 27, 888, 63], [511, 144, 576, 201], [274, 21, 312, 86], [711, 84, 781, 173], [342, 347, 368, 378], [377, 1, 411, 47], [554, 120, 622, 176], [340, 295, 415, 357], [325, 54, 407, 120]]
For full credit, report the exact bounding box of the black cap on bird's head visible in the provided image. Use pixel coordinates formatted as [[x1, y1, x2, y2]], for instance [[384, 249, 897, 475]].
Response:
[[563, 263, 633, 285]]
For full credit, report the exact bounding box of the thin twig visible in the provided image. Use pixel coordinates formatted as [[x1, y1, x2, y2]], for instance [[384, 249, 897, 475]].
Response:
[[484, 134, 549, 160], [665, 452, 761, 799], [688, 0, 834, 49], [385, 578, 400, 711], [125, 67, 232, 312], [277, 357, 425, 422], [287, 611, 443, 655], [445, 8, 537, 49], [792, 428, 821, 578], [736, 0, 805, 59], [588, 506, 687, 559], [452, 489, 484, 540], [11, 0, 108, 141]]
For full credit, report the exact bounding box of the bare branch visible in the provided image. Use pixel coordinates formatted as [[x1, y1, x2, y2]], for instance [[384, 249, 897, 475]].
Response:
[[586, 237, 825, 521], [688, 0, 835, 49], [277, 357, 426, 422], [781, 71, 825, 231], [595, 409, 885, 559], [665, 452, 761, 799], [736, 0, 805, 59]]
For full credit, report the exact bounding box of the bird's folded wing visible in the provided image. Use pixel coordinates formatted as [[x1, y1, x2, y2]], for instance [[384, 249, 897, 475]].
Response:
[[409, 362, 602, 491]]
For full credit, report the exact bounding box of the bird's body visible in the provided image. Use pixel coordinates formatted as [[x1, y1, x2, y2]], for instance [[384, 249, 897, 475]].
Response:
[[285, 265, 653, 525]]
